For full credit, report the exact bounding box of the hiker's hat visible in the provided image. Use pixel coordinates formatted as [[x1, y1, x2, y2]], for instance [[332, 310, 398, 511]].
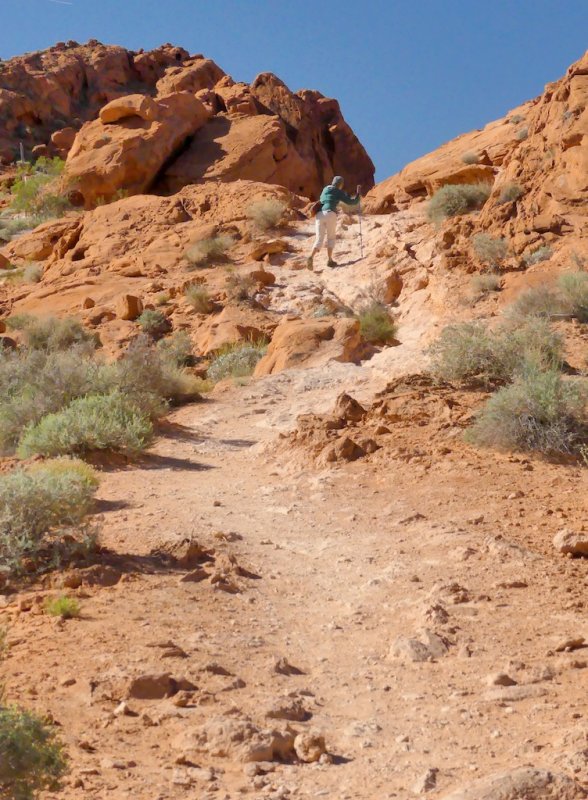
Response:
[[332, 176, 344, 186]]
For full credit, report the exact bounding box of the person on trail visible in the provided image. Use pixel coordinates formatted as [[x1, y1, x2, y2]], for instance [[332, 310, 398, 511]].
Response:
[[307, 176, 361, 270]]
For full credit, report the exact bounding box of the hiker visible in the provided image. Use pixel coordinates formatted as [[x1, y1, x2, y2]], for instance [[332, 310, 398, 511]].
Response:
[[307, 176, 361, 270]]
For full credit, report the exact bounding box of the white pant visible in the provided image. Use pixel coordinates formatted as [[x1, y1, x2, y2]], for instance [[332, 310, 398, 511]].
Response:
[[314, 210, 337, 250]]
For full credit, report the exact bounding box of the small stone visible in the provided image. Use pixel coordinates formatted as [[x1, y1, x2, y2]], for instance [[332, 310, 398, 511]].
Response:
[[553, 529, 588, 557], [273, 657, 304, 675], [115, 294, 143, 321], [60, 676, 77, 687], [555, 636, 586, 652], [412, 767, 438, 794], [114, 701, 137, 717], [486, 673, 517, 687], [294, 732, 326, 763]]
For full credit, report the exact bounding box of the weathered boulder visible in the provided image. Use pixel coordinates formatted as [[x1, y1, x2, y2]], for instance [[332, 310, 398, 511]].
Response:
[[99, 93, 158, 123], [254, 316, 364, 376], [64, 92, 210, 207], [194, 305, 276, 356], [553, 528, 588, 557], [115, 294, 143, 321]]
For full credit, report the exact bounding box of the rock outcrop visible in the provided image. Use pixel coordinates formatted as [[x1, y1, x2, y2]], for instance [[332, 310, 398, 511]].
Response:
[[0, 40, 374, 200]]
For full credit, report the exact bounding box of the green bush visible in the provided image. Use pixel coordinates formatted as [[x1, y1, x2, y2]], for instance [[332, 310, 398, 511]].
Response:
[[498, 183, 524, 204], [44, 596, 80, 619], [10, 157, 71, 220], [137, 309, 171, 339], [504, 284, 564, 321], [0, 459, 98, 574], [467, 370, 588, 455], [0, 349, 104, 454], [207, 341, 268, 382], [185, 285, 214, 313], [557, 272, 588, 322], [246, 199, 286, 231], [17, 392, 153, 458], [472, 234, 508, 268], [516, 127, 529, 141], [509, 114, 525, 125], [523, 246, 552, 266], [427, 182, 492, 223], [429, 318, 562, 388], [5, 315, 98, 352], [0, 705, 67, 799], [358, 303, 397, 344], [185, 234, 234, 268]]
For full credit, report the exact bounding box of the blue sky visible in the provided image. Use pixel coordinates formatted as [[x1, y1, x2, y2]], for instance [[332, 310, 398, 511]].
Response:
[[1, 1, 587, 180]]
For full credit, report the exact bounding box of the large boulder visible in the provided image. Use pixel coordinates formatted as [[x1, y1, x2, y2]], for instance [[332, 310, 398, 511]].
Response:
[[64, 92, 211, 207], [194, 305, 277, 356], [254, 316, 365, 376]]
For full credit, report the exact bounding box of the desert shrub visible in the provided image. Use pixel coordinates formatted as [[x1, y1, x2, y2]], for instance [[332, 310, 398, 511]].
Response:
[[10, 157, 71, 220], [185, 234, 234, 268], [108, 336, 202, 414], [157, 331, 193, 367], [509, 114, 525, 125], [0, 705, 67, 799], [358, 303, 397, 344], [17, 391, 153, 458], [5, 315, 97, 352], [0, 459, 98, 574], [472, 234, 508, 268], [470, 273, 501, 297], [557, 272, 588, 322], [225, 272, 255, 303], [523, 246, 552, 267], [137, 309, 171, 339], [429, 317, 562, 388], [185, 285, 214, 313], [461, 151, 479, 165], [498, 183, 524, 204], [0, 216, 38, 242], [467, 370, 588, 455], [246, 199, 286, 231], [44, 596, 80, 619], [0, 349, 104, 454], [427, 182, 492, 223], [516, 127, 529, 141], [22, 264, 43, 283], [504, 284, 564, 321], [155, 293, 169, 306], [207, 340, 268, 382]]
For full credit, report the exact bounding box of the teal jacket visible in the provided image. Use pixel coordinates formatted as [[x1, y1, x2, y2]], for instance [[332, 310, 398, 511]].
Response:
[[320, 184, 360, 212]]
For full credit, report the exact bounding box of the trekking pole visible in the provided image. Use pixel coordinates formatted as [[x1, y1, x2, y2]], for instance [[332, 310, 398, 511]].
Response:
[[358, 197, 364, 259]]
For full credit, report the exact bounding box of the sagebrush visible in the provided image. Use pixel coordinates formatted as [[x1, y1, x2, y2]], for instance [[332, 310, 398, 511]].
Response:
[[358, 303, 397, 344], [185, 234, 234, 268], [246, 199, 286, 231], [427, 182, 492, 222], [207, 341, 268, 382]]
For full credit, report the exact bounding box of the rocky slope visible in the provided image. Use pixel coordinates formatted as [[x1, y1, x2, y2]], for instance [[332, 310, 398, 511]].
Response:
[[366, 50, 588, 277]]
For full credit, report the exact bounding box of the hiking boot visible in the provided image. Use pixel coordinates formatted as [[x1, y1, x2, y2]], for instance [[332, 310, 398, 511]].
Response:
[[306, 257, 314, 271], [327, 259, 337, 268]]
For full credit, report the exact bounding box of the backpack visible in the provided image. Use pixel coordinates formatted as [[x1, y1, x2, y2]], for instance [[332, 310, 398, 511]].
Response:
[[309, 200, 322, 217]]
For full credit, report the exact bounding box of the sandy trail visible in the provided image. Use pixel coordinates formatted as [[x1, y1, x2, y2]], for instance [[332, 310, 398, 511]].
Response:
[[3, 215, 588, 800]]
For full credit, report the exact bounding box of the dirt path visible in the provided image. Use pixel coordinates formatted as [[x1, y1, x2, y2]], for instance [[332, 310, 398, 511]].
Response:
[[2, 215, 588, 800]]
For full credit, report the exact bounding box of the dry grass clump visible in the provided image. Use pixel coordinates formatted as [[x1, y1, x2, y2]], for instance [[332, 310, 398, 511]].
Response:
[[557, 272, 588, 322], [504, 284, 564, 322], [185, 285, 214, 313], [186, 234, 234, 268], [466, 369, 588, 455], [5, 315, 98, 352], [472, 234, 508, 268], [137, 309, 172, 339], [207, 340, 268, 383], [225, 272, 255, 303], [358, 303, 397, 344], [470, 273, 502, 298], [427, 182, 492, 223], [246, 199, 286, 231], [461, 151, 479, 165], [523, 245, 552, 266], [498, 183, 524, 204]]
